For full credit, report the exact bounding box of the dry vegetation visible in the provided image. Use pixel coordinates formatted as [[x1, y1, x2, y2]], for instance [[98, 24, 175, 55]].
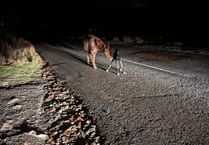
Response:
[[0, 34, 42, 85], [0, 34, 38, 65]]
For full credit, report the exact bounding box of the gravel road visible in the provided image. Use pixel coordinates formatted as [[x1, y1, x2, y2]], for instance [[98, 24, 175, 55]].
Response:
[[34, 40, 209, 145], [1, 38, 209, 145]]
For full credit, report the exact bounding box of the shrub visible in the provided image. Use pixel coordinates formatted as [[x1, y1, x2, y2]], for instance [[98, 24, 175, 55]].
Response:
[[0, 34, 36, 65]]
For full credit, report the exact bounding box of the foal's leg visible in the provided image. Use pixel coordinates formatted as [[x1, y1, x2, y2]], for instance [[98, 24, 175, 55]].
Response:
[[119, 60, 123, 72], [119, 60, 126, 74], [106, 60, 113, 72], [116, 60, 120, 75]]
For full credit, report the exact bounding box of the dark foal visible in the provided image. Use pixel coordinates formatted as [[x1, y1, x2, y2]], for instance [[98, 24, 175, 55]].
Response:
[[106, 48, 126, 75]]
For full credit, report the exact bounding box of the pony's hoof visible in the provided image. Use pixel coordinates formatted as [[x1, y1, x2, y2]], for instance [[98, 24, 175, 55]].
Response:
[[106, 69, 109, 72], [123, 71, 127, 74], [117, 73, 120, 76]]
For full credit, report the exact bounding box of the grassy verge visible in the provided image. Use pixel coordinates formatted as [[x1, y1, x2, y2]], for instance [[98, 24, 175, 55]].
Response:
[[0, 52, 41, 85]]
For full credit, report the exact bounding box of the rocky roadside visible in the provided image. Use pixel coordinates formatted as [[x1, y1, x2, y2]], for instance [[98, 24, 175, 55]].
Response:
[[0, 61, 103, 145]]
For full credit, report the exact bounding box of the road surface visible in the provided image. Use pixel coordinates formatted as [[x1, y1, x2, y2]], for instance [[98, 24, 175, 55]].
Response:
[[35, 39, 209, 145]]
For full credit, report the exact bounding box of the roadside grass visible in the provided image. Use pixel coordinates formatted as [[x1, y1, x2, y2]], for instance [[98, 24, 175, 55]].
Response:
[[0, 60, 39, 84], [0, 34, 42, 85]]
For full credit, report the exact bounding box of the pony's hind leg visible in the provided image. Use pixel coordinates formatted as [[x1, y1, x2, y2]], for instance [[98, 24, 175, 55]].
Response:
[[86, 53, 90, 64], [91, 53, 97, 69]]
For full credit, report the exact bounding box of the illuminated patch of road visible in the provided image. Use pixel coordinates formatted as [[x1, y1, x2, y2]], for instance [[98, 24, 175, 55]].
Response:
[[44, 43, 190, 77], [122, 58, 190, 77]]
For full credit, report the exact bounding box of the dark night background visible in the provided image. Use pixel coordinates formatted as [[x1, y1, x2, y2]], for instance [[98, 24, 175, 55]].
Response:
[[1, 0, 209, 47]]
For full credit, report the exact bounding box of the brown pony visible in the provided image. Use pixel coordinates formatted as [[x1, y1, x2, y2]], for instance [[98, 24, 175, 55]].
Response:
[[83, 35, 113, 69]]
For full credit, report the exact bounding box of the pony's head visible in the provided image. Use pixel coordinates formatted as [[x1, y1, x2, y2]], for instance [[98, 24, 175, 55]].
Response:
[[103, 43, 113, 61]]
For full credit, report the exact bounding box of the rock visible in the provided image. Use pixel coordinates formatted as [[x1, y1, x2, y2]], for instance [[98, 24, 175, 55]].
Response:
[[7, 98, 19, 105], [0, 120, 13, 131]]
